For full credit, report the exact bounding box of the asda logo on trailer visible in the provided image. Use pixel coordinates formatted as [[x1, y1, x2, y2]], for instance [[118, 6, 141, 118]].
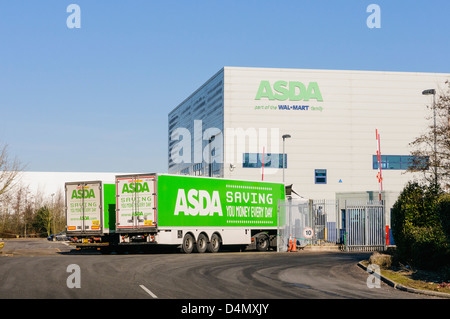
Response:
[[121, 182, 150, 194], [156, 175, 283, 228], [71, 189, 95, 199], [255, 80, 323, 101], [174, 189, 223, 216], [173, 187, 275, 217]]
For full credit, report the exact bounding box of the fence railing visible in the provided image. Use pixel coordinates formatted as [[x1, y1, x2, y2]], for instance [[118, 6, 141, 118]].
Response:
[[277, 199, 385, 252], [343, 200, 385, 252]]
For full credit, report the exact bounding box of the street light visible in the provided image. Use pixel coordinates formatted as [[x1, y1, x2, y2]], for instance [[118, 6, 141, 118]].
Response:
[[208, 131, 221, 177], [51, 193, 55, 240], [282, 134, 291, 184], [422, 89, 437, 186]]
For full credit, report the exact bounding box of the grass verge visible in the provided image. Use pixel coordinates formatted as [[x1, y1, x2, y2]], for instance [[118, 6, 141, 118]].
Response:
[[361, 256, 450, 295]]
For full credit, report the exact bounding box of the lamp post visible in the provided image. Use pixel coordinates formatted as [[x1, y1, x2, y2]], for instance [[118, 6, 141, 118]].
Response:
[[208, 132, 221, 177], [51, 193, 55, 239], [282, 134, 291, 184], [422, 89, 437, 186]]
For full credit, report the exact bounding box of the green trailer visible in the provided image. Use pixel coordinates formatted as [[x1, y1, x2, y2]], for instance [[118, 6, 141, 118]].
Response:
[[115, 174, 285, 253], [65, 181, 116, 249]]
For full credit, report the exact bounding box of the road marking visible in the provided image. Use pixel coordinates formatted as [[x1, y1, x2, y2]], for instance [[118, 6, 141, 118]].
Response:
[[139, 284, 158, 298]]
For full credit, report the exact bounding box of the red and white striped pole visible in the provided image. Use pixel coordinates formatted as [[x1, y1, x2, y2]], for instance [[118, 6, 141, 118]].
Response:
[[376, 129, 389, 246], [376, 129, 383, 201], [261, 146, 265, 181]]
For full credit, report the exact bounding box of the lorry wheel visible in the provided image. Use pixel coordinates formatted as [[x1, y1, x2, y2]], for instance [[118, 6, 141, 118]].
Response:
[[256, 234, 269, 252], [207, 233, 221, 253], [181, 233, 195, 254], [194, 233, 208, 253]]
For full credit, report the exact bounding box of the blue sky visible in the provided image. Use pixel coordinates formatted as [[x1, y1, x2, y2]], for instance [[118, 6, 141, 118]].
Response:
[[0, 0, 449, 173]]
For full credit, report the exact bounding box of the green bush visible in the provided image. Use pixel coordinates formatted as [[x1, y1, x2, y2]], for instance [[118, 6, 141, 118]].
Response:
[[407, 226, 448, 268], [391, 182, 449, 269], [436, 194, 450, 240]]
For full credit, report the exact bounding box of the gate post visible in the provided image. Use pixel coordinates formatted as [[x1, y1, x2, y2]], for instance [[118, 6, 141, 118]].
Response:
[[308, 199, 314, 245], [343, 200, 348, 251], [364, 206, 369, 250], [277, 200, 280, 253]]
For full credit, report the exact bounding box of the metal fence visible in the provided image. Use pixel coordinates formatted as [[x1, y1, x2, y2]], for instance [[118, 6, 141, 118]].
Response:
[[277, 199, 385, 252], [277, 199, 338, 252], [343, 200, 385, 251]]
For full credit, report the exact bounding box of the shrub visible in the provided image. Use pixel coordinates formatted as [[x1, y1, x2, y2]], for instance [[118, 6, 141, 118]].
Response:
[[391, 182, 448, 269], [369, 252, 392, 269], [436, 194, 450, 241], [407, 226, 448, 268]]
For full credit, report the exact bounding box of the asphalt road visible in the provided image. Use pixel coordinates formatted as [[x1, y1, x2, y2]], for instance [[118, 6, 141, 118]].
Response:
[[0, 239, 439, 300]]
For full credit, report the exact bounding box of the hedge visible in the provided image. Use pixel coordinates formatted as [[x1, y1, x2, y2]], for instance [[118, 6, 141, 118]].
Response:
[[391, 182, 449, 269]]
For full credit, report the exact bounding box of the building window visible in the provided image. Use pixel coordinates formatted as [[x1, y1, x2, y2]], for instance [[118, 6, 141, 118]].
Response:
[[315, 169, 327, 184], [243, 153, 287, 168], [193, 163, 204, 176], [372, 155, 429, 170]]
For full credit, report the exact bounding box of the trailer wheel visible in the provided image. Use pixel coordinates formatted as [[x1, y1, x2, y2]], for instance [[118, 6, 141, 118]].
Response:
[[194, 233, 208, 253], [181, 233, 195, 254], [255, 234, 269, 252], [207, 233, 221, 253]]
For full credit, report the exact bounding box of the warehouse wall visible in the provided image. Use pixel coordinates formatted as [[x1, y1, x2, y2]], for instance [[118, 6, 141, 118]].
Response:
[[221, 67, 450, 199]]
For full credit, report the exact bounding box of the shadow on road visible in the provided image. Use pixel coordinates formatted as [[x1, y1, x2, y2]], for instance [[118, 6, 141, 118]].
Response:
[[60, 244, 275, 256]]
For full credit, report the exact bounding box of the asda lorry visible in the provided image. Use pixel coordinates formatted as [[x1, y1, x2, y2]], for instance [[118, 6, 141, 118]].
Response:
[[65, 181, 116, 248], [115, 174, 285, 253]]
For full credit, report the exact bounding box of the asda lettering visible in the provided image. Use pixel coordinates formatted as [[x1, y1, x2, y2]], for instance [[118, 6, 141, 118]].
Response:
[[71, 189, 95, 199], [255, 80, 323, 101], [122, 182, 150, 194], [174, 189, 223, 216]]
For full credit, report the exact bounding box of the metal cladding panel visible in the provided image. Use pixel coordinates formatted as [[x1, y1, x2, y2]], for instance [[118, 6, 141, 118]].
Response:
[[221, 67, 450, 199], [167, 66, 450, 203], [168, 70, 225, 176]]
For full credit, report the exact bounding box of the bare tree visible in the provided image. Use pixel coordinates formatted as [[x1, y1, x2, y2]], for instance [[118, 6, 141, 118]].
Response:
[[0, 143, 24, 199], [53, 190, 65, 233], [407, 80, 450, 190]]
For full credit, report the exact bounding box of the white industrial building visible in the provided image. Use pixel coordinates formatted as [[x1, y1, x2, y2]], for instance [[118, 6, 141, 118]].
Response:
[[15, 172, 120, 198], [168, 67, 450, 216]]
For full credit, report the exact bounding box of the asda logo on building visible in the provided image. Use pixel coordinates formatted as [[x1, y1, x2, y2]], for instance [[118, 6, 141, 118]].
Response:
[[122, 182, 150, 194], [255, 80, 323, 101]]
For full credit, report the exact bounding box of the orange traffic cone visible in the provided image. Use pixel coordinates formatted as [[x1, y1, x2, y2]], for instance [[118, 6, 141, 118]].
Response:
[[288, 235, 293, 252], [291, 238, 297, 252]]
